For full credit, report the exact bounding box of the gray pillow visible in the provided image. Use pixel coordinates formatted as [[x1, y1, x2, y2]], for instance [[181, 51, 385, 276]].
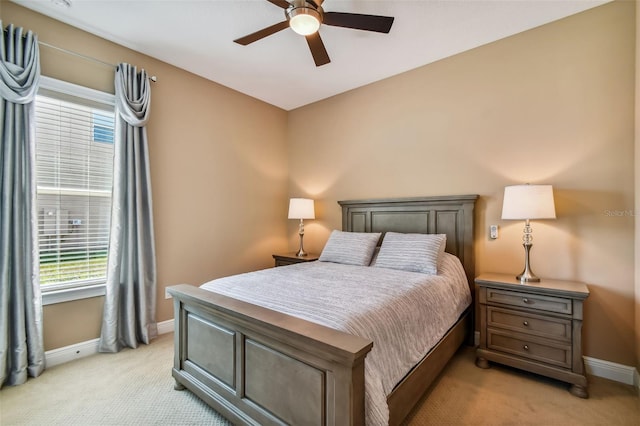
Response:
[[373, 232, 446, 274], [319, 230, 381, 266]]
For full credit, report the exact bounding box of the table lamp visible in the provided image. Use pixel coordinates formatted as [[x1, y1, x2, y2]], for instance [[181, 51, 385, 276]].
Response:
[[501, 184, 556, 283], [288, 198, 315, 257]]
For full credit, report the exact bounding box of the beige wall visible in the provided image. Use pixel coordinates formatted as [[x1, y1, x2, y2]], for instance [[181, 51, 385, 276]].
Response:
[[2, 2, 290, 351], [288, 1, 636, 365], [635, 0, 640, 376]]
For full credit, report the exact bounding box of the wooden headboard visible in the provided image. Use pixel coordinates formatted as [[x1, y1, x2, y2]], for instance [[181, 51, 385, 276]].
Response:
[[338, 195, 478, 288]]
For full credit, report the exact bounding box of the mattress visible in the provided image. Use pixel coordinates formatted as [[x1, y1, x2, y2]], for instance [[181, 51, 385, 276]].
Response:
[[200, 252, 471, 425]]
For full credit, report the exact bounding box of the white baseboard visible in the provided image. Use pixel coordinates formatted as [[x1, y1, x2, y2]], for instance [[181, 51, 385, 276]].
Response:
[[45, 338, 100, 368], [45, 319, 175, 368], [583, 356, 638, 386], [157, 318, 174, 335]]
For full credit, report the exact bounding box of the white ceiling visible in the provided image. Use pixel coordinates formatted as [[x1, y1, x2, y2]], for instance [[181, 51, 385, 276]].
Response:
[[11, 0, 610, 110]]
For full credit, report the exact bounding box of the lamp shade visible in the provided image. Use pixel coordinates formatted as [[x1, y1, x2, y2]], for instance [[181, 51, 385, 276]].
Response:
[[288, 198, 315, 220], [501, 184, 556, 220]]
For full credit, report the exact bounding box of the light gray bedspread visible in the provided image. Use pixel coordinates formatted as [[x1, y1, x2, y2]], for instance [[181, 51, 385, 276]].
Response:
[[200, 253, 471, 426]]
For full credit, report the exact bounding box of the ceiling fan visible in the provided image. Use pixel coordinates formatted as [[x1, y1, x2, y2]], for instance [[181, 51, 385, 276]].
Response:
[[233, 0, 395, 67]]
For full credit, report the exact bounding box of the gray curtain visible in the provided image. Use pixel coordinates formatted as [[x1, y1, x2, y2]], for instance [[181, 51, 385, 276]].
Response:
[[0, 22, 44, 387], [99, 63, 157, 353]]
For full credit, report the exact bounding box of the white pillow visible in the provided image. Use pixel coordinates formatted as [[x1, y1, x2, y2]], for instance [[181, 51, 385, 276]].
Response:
[[373, 232, 446, 274], [319, 230, 381, 266]]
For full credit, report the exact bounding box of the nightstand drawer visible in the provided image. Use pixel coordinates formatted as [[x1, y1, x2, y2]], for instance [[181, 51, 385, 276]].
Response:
[[488, 328, 572, 369], [275, 259, 298, 267], [488, 307, 571, 342], [272, 253, 319, 267], [486, 288, 572, 314]]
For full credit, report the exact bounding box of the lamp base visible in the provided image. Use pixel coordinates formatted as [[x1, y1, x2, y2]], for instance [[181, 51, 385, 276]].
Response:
[[296, 220, 307, 257], [516, 272, 541, 283], [517, 242, 540, 283]]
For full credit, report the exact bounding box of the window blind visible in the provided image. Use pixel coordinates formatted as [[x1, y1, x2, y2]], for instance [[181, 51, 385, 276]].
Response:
[[35, 89, 115, 289]]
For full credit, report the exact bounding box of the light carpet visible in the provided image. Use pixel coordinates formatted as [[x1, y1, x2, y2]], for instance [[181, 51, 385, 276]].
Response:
[[1, 333, 637, 425], [404, 345, 639, 425], [1, 333, 229, 425]]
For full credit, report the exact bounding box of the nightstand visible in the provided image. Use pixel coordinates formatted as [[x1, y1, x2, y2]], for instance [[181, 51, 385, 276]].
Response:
[[475, 273, 590, 398], [272, 252, 319, 267]]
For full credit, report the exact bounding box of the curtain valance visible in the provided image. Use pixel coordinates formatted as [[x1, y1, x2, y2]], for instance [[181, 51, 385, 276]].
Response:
[[115, 63, 150, 127], [0, 22, 40, 104]]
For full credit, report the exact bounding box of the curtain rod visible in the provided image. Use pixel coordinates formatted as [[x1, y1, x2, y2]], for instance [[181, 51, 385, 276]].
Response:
[[38, 40, 158, 82]]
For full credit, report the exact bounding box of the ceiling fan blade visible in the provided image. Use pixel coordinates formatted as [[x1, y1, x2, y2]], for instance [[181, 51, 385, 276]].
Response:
[[323, 12, 394, 33], [233, 20, 290, 45], [305, 33, 330, 67], [267, 0, 291, 9]]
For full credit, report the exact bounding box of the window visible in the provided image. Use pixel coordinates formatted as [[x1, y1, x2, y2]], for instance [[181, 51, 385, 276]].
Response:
[[92, 111, 115, 144], [35, 77, 116, 304]]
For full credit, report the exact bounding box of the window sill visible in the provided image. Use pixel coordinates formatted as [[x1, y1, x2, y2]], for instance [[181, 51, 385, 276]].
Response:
[[42, 283, 106, 305]]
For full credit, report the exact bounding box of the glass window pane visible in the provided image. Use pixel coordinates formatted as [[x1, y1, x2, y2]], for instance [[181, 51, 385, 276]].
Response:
[[35, 87, 115, 290]]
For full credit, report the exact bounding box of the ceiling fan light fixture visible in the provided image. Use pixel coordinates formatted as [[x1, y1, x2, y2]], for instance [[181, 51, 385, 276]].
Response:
[[288, 7, 321, 36]]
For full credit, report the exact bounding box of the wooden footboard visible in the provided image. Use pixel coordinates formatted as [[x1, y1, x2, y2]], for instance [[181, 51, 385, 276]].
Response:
[[168, 284, 373, 426]]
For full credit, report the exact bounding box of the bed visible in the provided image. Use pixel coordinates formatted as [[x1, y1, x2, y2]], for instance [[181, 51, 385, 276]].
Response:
[[168, 195, 477, 425]]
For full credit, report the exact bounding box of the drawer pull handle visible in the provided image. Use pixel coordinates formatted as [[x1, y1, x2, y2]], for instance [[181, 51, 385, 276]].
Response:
[[523, 321, 529, 326], [523, 298, 531, 304], [523, 345, 530, 351]]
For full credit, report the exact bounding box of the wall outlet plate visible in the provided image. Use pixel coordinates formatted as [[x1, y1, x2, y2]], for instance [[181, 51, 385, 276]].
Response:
[[490, 225, 499, 239]]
